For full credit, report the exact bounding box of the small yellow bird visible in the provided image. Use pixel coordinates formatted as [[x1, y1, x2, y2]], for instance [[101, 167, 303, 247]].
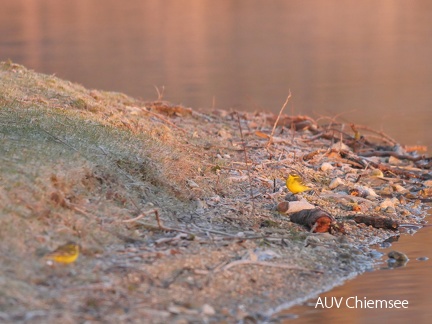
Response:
[[45, 242, 80, 264], [286, 173, 312, 194]]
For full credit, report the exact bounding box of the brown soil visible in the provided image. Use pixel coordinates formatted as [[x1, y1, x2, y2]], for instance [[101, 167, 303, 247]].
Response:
[[1, 61, 431, 323]]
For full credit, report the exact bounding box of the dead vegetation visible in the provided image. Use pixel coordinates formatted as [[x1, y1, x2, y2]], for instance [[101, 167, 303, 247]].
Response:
[[0, 61, 431, 323]]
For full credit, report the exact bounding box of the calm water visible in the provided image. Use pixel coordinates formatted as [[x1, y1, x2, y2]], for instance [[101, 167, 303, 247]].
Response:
[[1, 0, 432, 151], [1, 1, 432, 321]]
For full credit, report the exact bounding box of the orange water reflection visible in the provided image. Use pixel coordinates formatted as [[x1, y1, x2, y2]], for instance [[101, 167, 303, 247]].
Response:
[[2, 1, 432, 150]]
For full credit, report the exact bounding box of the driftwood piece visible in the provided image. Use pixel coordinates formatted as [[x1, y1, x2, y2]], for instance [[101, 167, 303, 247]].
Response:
[[359, 150, 424, 162], [148, 102, 192, 116], [277, 200, 316, 214], [368, 162, 431, 181], [265, 115, 317, 130], [290, 208, 335, 233], [351, 215, 399, 230]]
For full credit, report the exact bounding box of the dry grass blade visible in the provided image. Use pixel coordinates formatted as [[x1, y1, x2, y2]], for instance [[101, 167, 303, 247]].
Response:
[[267, 90, 292, 148], [221, 260, 323, 273]]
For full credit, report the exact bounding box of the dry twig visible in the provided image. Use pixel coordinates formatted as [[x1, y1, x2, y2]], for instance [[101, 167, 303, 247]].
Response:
[[353, 124, 398, 145], [153, 85, 165, 101], [120, 209, 196, 236], [267, 90, 292, 148], [38, 125, 78, 151], [220, 260, 323, 273]]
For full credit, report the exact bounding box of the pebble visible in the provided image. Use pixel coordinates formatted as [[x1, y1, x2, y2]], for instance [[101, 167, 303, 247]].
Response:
[[393, 184, 409, 194], [331, 142, 351, 151], [202, 304, 216, 316], [329, 177, 343, 190], [320, 162, 334, 172], [388, 250, 409, 262], [379, 186, 393, 196], [209, 195, 221, 203], [390, 197, 400, 206], [417, 256, 429, 261], [370, 169, 384, 177], [388, 156, 403, 165], [387, 258, 407, 268], [255, 249, 281, 261], [355, 185, 378, 197], [380, 199, 395, 210], [186, 179, 199, 188], [369, 250, 384, 259], [277, 201, 290, 213]]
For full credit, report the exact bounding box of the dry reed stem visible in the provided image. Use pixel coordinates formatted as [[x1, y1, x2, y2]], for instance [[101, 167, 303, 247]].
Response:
[[267, 90, 292, 148], [153, 85, 165, 101], [121, 208, 199, 236], [38, 125, 78, 152], [121, 208, 163, 227], [120, 211, 155, 223], [221, 260, 323, 273]]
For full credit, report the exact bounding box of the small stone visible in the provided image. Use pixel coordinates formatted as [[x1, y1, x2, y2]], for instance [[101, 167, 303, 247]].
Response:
[[380, 199, 395, 210], [277, 201, 290, 213], [388, 250, 408, 262], [390, 197, 400, 206], [331, 142, 351, 151], [388, 156, 403, 165], [209, 195, 221, 203], [217, 128, 232, 139], [255, 249, 281, 261], [370, 169, 384, 177], [370, 250, 384, 259], [186, 179, 199, 188], [355, 185, 378, 197], [379, 186, 393, 196], [329, 177, 343, 189], [392, 184, 409, 194], [320, 162, 334, 172], [202, 304, 215, 316]]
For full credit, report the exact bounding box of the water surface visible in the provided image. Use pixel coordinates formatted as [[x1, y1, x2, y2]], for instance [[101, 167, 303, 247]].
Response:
[[1, 0, 432, 150]]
